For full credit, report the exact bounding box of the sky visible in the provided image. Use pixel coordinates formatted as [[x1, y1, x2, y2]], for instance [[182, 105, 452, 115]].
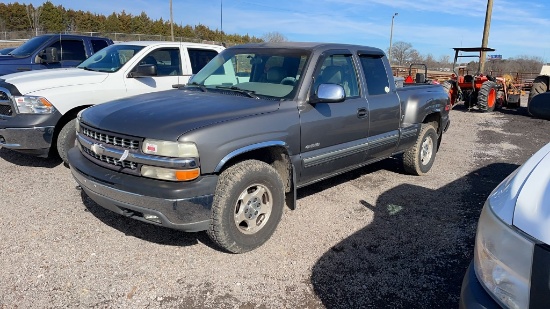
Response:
[[19, 0, 550, 62]]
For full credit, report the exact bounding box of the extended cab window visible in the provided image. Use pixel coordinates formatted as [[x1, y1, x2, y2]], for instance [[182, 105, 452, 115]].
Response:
[[91, 40, 109, 53], [313, 54, 359, 98], [360, 55, 390, 95], [188, 49, 218, 74], [136, 48, 182, 76]]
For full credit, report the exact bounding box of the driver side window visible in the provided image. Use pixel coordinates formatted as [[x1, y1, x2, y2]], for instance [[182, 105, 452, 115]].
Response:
[[313, 54, 359, 98]]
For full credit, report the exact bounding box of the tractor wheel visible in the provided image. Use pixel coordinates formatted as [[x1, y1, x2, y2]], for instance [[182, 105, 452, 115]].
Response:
[[477, 81, 498, 112], [441, 80, 458, 106], [528, 75, 549, 104]]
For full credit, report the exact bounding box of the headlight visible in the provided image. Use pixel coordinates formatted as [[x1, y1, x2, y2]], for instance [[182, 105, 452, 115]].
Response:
[[75, 113, 81, 133], [474, 201, 534, 309], [141, 165, 200, 181], [142, 139, 198, 158], [13, 96, 55, 114]]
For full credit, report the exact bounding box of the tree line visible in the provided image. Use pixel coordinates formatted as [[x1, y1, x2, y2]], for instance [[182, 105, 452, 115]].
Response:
[[0, 1, 263, 44], [389, 41, 544, 74]]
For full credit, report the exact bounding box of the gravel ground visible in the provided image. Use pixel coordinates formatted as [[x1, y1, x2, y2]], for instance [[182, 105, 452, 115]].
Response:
[[1, 95, 549, 308]]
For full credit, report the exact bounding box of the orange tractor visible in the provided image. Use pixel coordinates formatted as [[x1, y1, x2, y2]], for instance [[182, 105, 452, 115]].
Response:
[[443, 47, 521, 112]]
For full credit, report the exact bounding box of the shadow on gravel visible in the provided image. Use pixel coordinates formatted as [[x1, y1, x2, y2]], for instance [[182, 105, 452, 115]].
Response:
[[79, 191, 215, 249], [298, 157, 404, 199], [0, 148, 62, 168], [310, 162, 518, 309]]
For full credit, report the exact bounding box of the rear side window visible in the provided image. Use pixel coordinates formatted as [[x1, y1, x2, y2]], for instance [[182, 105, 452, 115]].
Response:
[[188, 49, 219, 74], [359, 55, 390, 95], [91, 40, 109, 53]]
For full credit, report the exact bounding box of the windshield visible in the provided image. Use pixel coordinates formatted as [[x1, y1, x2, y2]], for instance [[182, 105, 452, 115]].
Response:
[[77, 44, 144, 72], [9, 35, 51, 57], [188, 48, 310, 100]]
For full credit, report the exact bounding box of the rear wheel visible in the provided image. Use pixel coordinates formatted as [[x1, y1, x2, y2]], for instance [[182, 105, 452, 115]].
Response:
[[477, 81, 498, 112], [207, 160, 285, 253], [528, 75, 549, 104], [403, 123, 438, 176]]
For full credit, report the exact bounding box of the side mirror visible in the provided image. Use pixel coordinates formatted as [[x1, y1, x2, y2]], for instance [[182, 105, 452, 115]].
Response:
[[310, 84, 346, 104], [528, 92, 550, 120], [128, 64, 157, 78], [36, 47, 59, 64]]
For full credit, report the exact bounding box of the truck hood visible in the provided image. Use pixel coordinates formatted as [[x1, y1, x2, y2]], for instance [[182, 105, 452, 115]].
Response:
[[512, 143, 550, 244], [81, 89, 281, 141], [2, 68, 108, 94]]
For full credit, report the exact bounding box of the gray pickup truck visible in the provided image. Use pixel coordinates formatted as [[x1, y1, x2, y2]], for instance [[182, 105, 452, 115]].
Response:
[[68, 42, 451, 253]]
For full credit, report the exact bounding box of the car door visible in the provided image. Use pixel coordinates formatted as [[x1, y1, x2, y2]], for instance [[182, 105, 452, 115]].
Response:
[[358, 52, 401, 161], [299, 50, 369, 184], [124, 47, 181, 95]]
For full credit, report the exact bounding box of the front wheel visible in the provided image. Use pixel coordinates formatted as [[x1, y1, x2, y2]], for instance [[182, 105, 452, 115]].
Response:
[[56, 118, 76, 165], [207, 160, 285, 253], [477, 81, 498, 112], [403, 124, 438, 176]]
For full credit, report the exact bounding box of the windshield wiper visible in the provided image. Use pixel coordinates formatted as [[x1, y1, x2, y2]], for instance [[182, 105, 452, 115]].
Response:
[[216, 86, 259, 99], [185, 81, 207, 92], [79, 66, 96, 71]]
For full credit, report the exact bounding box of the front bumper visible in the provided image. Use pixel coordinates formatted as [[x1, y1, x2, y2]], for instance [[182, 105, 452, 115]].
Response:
[[68, 147, 218, 232], [0, 126, 54, 156], [0, 110, 62, 157], [459, 261, 501, 309]]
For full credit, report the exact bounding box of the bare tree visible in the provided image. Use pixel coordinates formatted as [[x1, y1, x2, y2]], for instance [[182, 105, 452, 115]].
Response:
[[262, 31, 288, 42], [26, 4, 42, 36], [390, 41, 418, 66]]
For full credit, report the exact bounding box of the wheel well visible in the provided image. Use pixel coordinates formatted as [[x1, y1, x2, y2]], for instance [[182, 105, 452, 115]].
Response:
[[422, 113, 440, 133], [48, 105, 91, 157], [219, 146, 292, 193]]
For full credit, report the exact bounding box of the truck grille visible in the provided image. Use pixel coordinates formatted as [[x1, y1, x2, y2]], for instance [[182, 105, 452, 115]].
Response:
[[82, 147, 138, 170], [0, 90, 13, 116], [82, 126, 140, 150], [0, 104, 12, 116]]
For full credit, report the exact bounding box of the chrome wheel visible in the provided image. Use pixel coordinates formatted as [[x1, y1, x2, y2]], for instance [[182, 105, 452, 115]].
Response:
[[234, 184, 272, 235], [420, 135, 434, 166]]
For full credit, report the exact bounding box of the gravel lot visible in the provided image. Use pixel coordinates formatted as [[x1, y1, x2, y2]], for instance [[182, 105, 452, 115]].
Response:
[[1, 95, 549, 308]]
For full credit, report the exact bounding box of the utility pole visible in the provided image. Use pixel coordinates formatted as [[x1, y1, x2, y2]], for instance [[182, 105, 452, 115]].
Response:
[[220, 0, 223, 44], [170, 0, 174, 41], [480, 0, 493, 73], [388, 13, 398, 64]]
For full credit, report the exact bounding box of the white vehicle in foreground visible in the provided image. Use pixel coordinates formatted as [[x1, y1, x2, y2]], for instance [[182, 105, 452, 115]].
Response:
[[0, 41, 224, 163], [460, 142, 550, 309]]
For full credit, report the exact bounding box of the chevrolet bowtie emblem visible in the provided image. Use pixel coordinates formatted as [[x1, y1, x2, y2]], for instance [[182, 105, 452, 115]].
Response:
[[90, 143, 105, 156]]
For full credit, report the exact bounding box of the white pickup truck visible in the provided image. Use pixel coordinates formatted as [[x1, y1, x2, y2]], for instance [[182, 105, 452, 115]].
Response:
[[0, 41, 224, 163]]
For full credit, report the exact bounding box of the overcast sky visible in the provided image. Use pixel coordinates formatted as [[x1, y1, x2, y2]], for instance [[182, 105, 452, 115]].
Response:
[[19, 0, 550, 62]]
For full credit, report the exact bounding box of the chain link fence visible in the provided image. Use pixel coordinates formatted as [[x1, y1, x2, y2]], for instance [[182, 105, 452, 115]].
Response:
[[0, 30, 227, 46]]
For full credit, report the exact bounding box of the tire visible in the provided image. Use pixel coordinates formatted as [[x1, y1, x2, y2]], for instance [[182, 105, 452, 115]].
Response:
[[528, 92, 550, 120], [207, 160, 285, 253], [441, 80, 457, 106], [56, 118, 77, 165], [528, 75, 549, 104], [477, 81, 498, 112], [403, 123, 438, 176]]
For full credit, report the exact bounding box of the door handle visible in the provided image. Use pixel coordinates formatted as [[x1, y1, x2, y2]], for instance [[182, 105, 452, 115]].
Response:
[[357, 107, 368, 119]]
